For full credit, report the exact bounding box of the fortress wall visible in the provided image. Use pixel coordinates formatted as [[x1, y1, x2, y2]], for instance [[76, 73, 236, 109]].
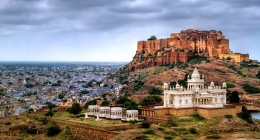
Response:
[[197, 107, 237, 119], [145, 116, 173, 124], [178, 52, 194, 62], [163, 52, 193, 64], [153, 108, 169, 118], [169, 108, 197, 117], [241, 54, 249, 62], [219, 53, 247, 62], [141, 105, 242, 120]]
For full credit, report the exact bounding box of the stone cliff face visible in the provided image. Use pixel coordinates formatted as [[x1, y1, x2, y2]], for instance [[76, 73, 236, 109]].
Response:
[[127, 29, 249, 70]]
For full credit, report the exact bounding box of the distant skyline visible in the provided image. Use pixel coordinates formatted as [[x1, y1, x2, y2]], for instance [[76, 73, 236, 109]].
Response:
[[1, 0, 260, 62]]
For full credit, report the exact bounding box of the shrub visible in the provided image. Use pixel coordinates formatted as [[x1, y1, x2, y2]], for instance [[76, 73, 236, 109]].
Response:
[[124, 99, 138, 110], [101, 100, 110, 106], [242, 84, 260, 94], [237, 105, 253, 124], [133, 80, 144, 91], [5, 122, 11, 125], [237, 112, 253, 124], [139, 95, 162, 106], [84, 99, 97, 108], [206, 135, 221, 139], [208, 130, 219, 134], [76, 114, 85, 118], [141, 122, 150, 128], [46, 125, 61, 136], [157, 127, 164, 131], [142, 129, 154, 134], [62, 125, 73, 139], [149, 87, 163, 95], [28, 108, 34, 113], [147, 35, 157, 40], [226, 82, 235, 88], [189, 127, 197, 134], [192, 115, 205, 121], [164, 136, 174, 140], [129, 119, 138, 124], [170, 122, 178, 126], [163, 122, 178, 127], [228, 91, 240, 103], [27, 126, 37, 134], [256, 70, 260, 79], [67, 103, 82, 115], [224, 115, 233, 119], [39, 117, 48, 124], [174, 128, 186, 131], [45, 111, 54, 117]]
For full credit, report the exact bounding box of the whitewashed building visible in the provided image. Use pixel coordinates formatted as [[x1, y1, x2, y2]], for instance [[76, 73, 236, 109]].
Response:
[[110, 107, 123, 119], [88, 105, 100, 116], [123, 110, 139, 121], [164, 68, 227, 108], [99, 106, 111, 118]]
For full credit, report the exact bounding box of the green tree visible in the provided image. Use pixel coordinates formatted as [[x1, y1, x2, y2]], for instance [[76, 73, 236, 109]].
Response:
[[84, 99, 97, 108], [0, 89, 4, 96], [139, 95, 162, 106], [58, 93, 65, 99], [133, 80, 144, 91], [46, 125, 61, 136], [256, 70, 260, 79], [226, 57, 232, 60], [101, 100, 110, 106], [229, 91, 240, 103], [226, 82, 235, 88], [147, 35, 157, 40], [81, 90, 89, 94], [237, 105, 253, 124], [67, 103, 82, 115], [117, 96, 129, 104], [178, 79, 187, 88], [170, 81, 177, 87], [25, 83, 34, 88], [124, 100, 138, 110], [149, 87, 163, 95], [243, 84, 260, 94], [46, 102, 56, 111], [84, 79, 97, 88]]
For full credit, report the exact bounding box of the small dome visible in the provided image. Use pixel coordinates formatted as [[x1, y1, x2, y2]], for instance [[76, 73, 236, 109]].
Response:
[[191, 68, 200, 79], [210, 81, 214, 87], [176, 83, 180, 87], [222, 82, 227, 88]]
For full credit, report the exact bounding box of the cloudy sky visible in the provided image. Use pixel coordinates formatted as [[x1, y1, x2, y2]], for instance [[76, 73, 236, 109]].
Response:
[[0, 0, 259, 62]]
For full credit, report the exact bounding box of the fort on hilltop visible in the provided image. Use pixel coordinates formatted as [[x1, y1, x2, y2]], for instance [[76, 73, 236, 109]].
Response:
[[129, 29, 249, 70]]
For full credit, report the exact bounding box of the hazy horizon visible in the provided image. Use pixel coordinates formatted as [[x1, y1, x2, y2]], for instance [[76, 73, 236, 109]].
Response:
[[1, 0, 260, 61]]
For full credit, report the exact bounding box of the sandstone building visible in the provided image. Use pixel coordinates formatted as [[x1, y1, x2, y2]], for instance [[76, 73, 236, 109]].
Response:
[[129, 29, 249, 70]]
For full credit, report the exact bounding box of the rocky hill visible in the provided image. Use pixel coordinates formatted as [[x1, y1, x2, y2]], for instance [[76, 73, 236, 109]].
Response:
[[111, 58, 260, 98]]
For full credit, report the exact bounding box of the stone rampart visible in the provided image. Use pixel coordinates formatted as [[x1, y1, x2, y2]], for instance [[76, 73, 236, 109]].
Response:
[[141, 104, 242, 119], [145, 116, 173, 124]]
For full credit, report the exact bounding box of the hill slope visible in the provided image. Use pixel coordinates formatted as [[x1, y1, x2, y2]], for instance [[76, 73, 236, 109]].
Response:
[[111, 58, 260, 96]]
